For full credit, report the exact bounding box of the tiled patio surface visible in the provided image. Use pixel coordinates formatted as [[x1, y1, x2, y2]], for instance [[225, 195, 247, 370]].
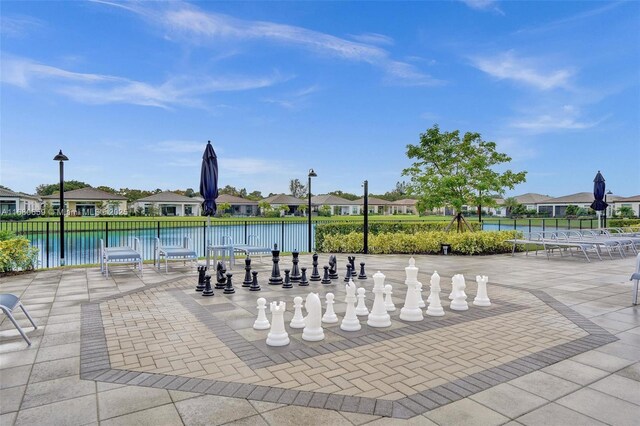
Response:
[[1, 253, 639, 425]]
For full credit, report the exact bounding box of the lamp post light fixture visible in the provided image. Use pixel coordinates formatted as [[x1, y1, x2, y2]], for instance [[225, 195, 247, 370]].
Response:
[[604, 190, 613, 228], [307, 168, 317, 252], [53, 150, 69, 266], [363, 180, 369, 254]]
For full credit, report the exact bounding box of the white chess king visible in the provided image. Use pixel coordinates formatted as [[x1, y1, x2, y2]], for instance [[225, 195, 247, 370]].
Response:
[[399, 257, 424, 321]]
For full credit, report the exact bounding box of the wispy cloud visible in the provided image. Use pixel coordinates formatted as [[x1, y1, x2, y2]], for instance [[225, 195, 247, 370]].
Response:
[[460, 0, 504, 15], [166, 155, 286, 176], [0, 15, 44, 38], [515, 2, 623, 34], [262, 84, 321, 109], [471, 51, 574, 90], [510, 105, 607, 133], [349, 32, 394, 46], [1, 54, 286, 108], [94, 0, 440, 87]]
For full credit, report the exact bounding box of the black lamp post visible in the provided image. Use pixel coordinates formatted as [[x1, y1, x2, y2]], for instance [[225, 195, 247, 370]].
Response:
[[53, 150, 69, 266], [307, 169, 316, 252], [363, 180, 369, 254], [604, 190, 613, 228]]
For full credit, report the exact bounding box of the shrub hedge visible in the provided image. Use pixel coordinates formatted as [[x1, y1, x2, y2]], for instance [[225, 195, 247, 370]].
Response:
[[0, 234, 39, 273], [608, 218, 640, 228], [319, 230, 520, 255]]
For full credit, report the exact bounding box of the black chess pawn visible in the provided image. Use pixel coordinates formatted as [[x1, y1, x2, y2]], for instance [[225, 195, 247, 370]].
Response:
[[242, 257, 253, 287], [202, 275, 214, 296], [290, 251, 301, 282], [344, 264, 353, 282], [309, 253, 321, 281], [223, 273, 235, 294], [249, 271, 261, 291], [349, 256, 357, 276], [321, 266, 332, 285], [358, 262, 367, 280], [328, 255, 339, 280], [299, 267, 309, 286], [196, 266, 207, 292], [283, 269, 293, 289], [269, 244, 283, 285], [215, 267, 227, 290]]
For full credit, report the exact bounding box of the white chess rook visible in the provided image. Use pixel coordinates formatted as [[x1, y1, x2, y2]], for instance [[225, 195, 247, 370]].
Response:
[[367, 271, 391, 327], [290, 296, 306, 328], [341, 279, 361, 331], [253, 297, 271, 330], [355, 287, 369, 316], [302, 293, 325, 341], [384, 284, 396, 312], [322, 293, 339, 323], [426, 271, 444, 317], [399, 257, 424, 321], [266, 301, 289, 346], [474, 275, 491, 306], [450, 274, 469, 311]]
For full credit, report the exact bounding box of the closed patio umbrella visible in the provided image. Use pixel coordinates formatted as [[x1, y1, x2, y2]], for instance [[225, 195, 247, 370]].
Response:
[[590, 170, 608, 228], [200, 141, 218, 268]]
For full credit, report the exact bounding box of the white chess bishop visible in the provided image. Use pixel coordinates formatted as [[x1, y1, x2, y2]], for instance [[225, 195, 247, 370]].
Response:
[[266, 301, 289, 346], [473, 275, 491, 306], [400, 257, 424, 321], [367, 271, 391, 327]]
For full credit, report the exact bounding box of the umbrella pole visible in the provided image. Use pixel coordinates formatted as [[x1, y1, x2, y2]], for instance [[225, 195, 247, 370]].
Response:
[[206, 216, 211, 270]]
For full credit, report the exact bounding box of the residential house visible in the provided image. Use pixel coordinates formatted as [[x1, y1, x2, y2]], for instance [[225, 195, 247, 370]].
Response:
[[489, 193, 552, 217], [133, 191, 201, 216], [356, 197, 393, 215], [536, 192, 621, 217], [611, 195, 640, 218], [261, 194, 307, 216], [311, 194, 360, 215], [41, 187, 127, 216], [215, 194, 259, 216], [0, 188, 42, 214], [390, 199, 418, 215]]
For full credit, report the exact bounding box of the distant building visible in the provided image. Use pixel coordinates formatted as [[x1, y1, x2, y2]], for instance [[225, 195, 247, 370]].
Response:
[[356, 197, 393, 215], [536, 192, 620, 217], [214, 194, 259, 216], [311, 194, 359, 215], [611, 195, 640, 217], [41, 187, 127, 216], [261, 194, 307, 216], [0, 188, 41, 214], [133, 191, 200, 216], [390, 199, 418, 215]]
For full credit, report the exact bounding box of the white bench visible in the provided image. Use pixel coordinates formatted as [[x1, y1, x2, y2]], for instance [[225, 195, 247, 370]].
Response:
[[100, 238, 143, 278], [155, 237, 198, 273]]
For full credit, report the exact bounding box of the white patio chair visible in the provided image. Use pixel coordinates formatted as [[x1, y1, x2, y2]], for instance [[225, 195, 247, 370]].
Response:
[[1, 294, 38, 345], [631, 253, 640, 306]]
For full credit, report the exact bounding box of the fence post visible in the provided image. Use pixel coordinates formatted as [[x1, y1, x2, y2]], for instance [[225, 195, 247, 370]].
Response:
[[46, 221, 50, 268], [555, 219, 558, 230], [528, 219, 531, 233], [543, 219, 546, 232], [568, 219, 571, 230], [498, 220, 501, 231], [580, 219, 583, 230], [105, 222, 109, 247], [244, 221, 248, 245], [281, 221, 285, 251], [157, 221, 160, 239], [513, 219, 516, 230]]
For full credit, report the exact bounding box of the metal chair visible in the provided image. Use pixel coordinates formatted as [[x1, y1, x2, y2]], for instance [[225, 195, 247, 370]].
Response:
[[631, 253, 640, 306], [0, 294, 38, 345]]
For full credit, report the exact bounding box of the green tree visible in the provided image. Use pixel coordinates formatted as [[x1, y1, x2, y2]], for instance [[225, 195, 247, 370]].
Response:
[[247, 190, 263, 201], [217, 202, 232, 215], [117, 188, 154, 202], [298, 204, 308, 217], [617, 206, 636, 218], [503, 197, 520, 217], [96, 185, 116, 194], [258, 201, 271, 216], [36, 180, 91, 195], [289, 179, 307, 198], [403, 125, 526, 231], [328, 190, 359, 201], [184, 188, 196, 197], [565, 205, 580, 217]]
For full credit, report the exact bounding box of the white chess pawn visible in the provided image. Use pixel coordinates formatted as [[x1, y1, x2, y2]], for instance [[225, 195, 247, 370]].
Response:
[[266, 301, 289, 346], [253, 297, 270, 330], [417, 281, 425, 308], [290, 296, 306, 328], [474, 275, 491, 307], [450, 275, 468, 311], [400, 257, 423, 321], [341, 279, 361, 331], [322, 293, 339, 323], [302, 293, 325, 341], [355, 287, 369, 316], [384, 284, 396, 312], [427, 271, 440, 304], [367, 271, 391, 327], [426, 273, 444, 317]]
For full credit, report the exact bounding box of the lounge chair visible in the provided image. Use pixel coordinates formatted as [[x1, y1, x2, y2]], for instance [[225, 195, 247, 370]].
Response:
[[155, 237, 197, 273], [232, 235, 273, 263], [100, 238, 143, 278], [1, 294, 38, 345], [631, 253, 640, 306]]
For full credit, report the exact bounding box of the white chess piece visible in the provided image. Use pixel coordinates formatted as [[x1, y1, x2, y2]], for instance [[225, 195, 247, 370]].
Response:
[[450, 275, 469, 311], [417, 281, 426, 308], [253, 297, 270, 330], [449, 275, 456, 300], [290, 296, 306, 328], [384, 284, 396, 312], [266, 301, 289, 346], [367, 271, 391, 327], [427, 271, 439, 304], [426, 273, 445, 317], [302, 293, 325, 341], [340, 279, 361, 331], [322, 293, 339, 323], [355, 287, 369, 316], [400, 257, 424, 321], [474, 275, 491, 306]]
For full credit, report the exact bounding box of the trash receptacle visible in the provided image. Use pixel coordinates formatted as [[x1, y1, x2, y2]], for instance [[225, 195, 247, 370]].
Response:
[[440, 244, 451, 255]]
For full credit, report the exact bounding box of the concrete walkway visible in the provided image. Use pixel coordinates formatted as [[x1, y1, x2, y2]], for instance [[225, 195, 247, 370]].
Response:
[[1, 253, 638, 425]]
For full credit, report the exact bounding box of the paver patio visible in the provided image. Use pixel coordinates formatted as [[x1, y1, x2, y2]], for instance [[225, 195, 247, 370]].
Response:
[[1, 253, 639, 425]]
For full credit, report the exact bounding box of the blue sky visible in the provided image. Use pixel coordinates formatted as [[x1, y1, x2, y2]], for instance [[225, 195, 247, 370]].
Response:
[[1, 0, 639, 198]]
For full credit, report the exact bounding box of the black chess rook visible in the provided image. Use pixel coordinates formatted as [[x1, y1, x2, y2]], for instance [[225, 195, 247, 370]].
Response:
[[196, 265, 207, 292]]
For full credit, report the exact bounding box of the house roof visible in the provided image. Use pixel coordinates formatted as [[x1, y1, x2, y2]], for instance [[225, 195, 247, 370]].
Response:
[[262, 194, 306, 205], [136, 191, 199, 203], [391, 198, 417, 206], [539, 192, 622, 204], [41, 187, 126, 201], [216, 194, 258, 205], [512, 193, 552, 204], [311, 194, 359, 205], [355, 197, 392, 205], [0, 188, 41, 200], [614, 195, 640, 202]]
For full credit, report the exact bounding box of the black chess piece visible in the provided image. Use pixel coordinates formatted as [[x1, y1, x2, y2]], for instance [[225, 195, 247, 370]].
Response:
[[249, 271, 261, 291], [299, 267, 309, 286], [290, 251, 301, 282], [202, 275, 214, 296], [349, 256, 357, 276], [215, 267, 227, 290], [223, 273, 235, 294], [344, 264, 353, 282], [309, 253, 321, 281], [269, 244, 283, 285], [328, 255, 339, 279], [196, 266, 207, 292], [358, 262, 367, 280], [321, 266, 332, 284], [283, 269, 293, 289], [242, 257, 253, 287]]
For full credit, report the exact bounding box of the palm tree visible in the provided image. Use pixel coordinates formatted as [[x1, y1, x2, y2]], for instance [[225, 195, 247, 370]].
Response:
[[503, 197, 520, 217]]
